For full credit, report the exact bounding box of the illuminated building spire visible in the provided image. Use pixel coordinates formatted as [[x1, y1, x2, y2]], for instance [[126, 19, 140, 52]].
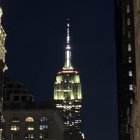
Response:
[[63, 19, 73, 70]]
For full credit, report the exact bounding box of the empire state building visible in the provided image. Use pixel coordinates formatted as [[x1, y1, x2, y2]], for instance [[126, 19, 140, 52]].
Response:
[[53, 21, 83, 136]]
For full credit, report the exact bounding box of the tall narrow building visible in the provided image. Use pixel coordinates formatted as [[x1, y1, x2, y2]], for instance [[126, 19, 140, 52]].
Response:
[[130, 0, 140, 140], [0, 6, 7, 112], [115, 0, 136, 140], [0, 6, 7, 140], [53, 21, 83, 139]]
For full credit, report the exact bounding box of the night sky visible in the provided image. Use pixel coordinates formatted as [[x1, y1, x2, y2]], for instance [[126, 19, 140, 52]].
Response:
[[1, 0, 118, 140]]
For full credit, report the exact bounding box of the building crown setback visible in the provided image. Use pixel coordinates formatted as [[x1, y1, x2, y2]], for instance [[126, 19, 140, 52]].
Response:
[[54, 21, 82, 101]]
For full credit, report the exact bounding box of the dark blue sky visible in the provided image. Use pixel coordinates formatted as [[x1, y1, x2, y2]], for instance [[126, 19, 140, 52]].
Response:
[[2, 0, 118, 140]]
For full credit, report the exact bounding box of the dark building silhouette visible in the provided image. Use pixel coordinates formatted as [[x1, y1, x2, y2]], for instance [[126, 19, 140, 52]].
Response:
[[3, 77, 34, 103], [115, 0, 136, 140], [0, 76, 65, 140], [2, 102, 64, 140], [53, 22, 85, 140]]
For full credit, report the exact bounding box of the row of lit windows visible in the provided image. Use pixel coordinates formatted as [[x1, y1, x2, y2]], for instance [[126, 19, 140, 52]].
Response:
[[25, 133, 48, 139], [56, 104, 81, 108], [126, 4, 134, 92], [2, 116, 48, 123], [11, 125, 48, 131], [11, 133, 48, 139]]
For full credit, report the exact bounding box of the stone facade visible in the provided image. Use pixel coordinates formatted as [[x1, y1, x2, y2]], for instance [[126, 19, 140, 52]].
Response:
[[131, 0, 140, 140], [2, 102, 64, 140]]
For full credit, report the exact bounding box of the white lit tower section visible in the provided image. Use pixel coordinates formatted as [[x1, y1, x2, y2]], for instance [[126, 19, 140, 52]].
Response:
[[54, 21, 82, 133], [0, 7, 7, 140]]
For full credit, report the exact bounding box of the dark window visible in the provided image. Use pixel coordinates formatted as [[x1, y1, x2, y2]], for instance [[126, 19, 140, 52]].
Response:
[[21, 96, 27, 101], [17, 85, 22, 88], [13, 96, 19, 101], [3, 96, 9, 101], [15, 90, 20, 93], [7, 84, 14, 88], [29, 96, 33, 102]]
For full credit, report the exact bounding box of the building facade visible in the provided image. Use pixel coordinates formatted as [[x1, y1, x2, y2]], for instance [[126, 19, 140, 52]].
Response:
[[115, 0, 136, 140], [53, 22, 84, 139], [131, 0, 140, 140], [3, 77, 34, 103], [0, 6, 7, 140], [2, 102, 64, 140]]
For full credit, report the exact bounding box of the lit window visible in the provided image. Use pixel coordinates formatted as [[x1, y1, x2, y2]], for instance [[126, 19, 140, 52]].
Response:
[[27, 126, 34, 131], [130, 99, 133, 104], [129, 71, 133, 77], [39, 125, 48, 130], [39, 134, 43, 139], [129, 85, 133, 90], [128, 44, 132, 51], [126, 5, 130, 13], [40, 117, 48, 122], [39, 133, 48, 139], [127, 18, 130, 25], [11, 125, 19, 131], [12, 117, 20, 122], [128, 57, 132, 63], [25, 117, 34, 122], [25, 133, 34, 139], [1, 116, 5, 122]]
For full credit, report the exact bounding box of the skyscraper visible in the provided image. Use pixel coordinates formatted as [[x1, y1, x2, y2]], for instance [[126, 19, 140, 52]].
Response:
[[130, 0, 140, 140], [53, 21, 84, 139], [115, 0, 136, 140]]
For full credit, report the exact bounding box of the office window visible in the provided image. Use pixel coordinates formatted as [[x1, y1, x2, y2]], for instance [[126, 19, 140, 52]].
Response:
[[39, 133, 48, 139], [40, 117, 48, 122], [128, 44, 132, 51], [129, 85, 133, 90], [1, 116, 5, 122], [39, 125, 48, 130], [128, 57, 132, 63], [11, 125, 19, 131], [126, 5, 130, 13], [129, 71, 133, 77], [127, 18, 130, 25], [39, 134, 43, 139], [27, 126, 34, 131], [25, 117, 34, 122], [25, 133, 34, 139]]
